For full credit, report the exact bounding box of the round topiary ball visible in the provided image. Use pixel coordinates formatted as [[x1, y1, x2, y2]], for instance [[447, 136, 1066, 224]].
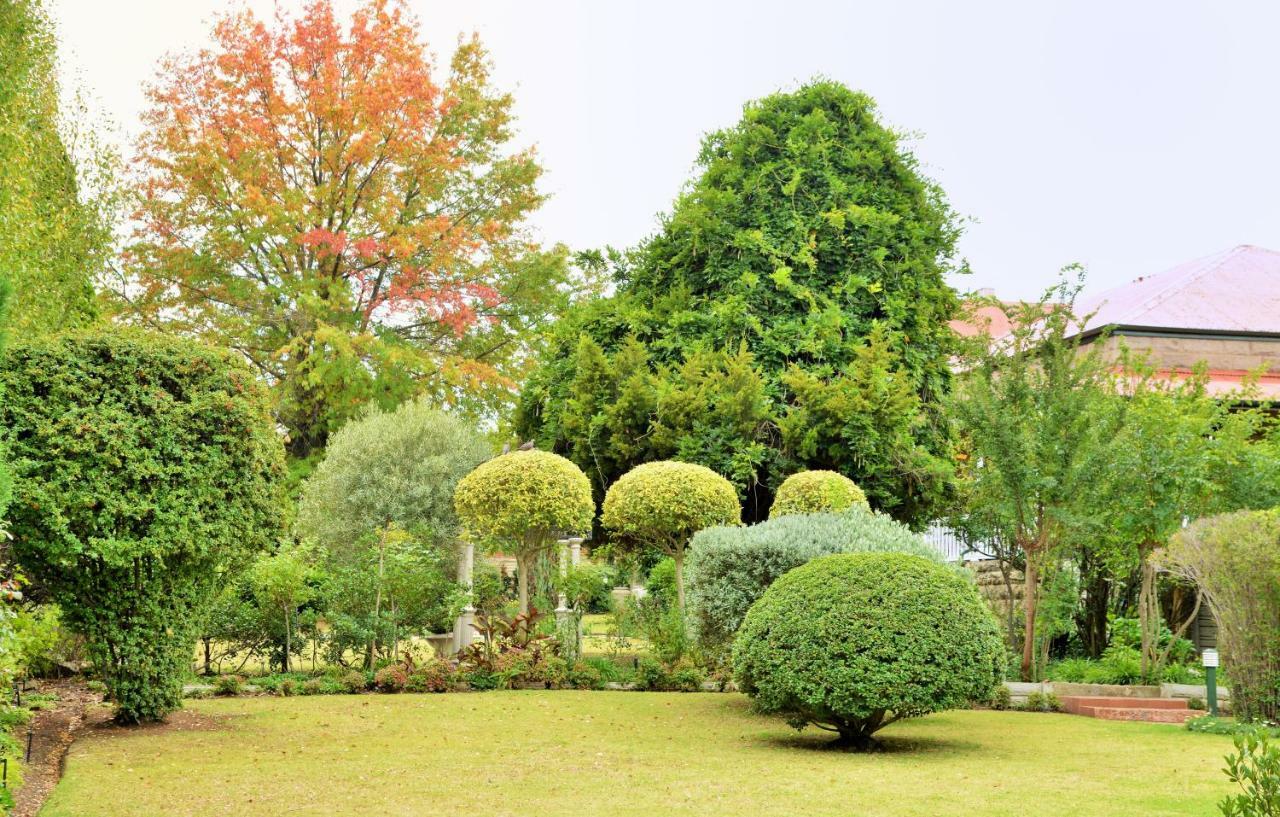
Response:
[[770, 470, 868, 517], [733, 552, 1004, 751], [454, 449, 593, 613], [602, 461, 740, 610]]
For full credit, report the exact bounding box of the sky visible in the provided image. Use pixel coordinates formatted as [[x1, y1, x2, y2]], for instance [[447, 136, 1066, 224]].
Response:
[[49, 0, 1280, 300]]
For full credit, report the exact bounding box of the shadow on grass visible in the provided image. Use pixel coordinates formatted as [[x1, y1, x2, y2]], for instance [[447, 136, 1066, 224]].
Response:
[[757, 725, 984, 756]]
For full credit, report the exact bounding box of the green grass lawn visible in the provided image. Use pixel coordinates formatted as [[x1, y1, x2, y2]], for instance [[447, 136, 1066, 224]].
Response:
[[41, 692, 1233, 817]]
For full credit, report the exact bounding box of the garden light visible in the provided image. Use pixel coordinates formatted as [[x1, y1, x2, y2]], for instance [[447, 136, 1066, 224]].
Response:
[[1202, 649, 1219, 717]]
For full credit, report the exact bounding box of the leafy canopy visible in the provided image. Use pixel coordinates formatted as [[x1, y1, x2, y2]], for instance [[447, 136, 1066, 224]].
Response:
[[770, 470, 868, 518], [517, 80, 962, 525], [733, 552, 1003, 750], [116, 0, 581, 459], [0, 331, 286, 722]]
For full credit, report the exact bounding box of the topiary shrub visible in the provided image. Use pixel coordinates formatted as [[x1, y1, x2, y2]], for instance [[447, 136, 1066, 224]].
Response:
[[0, 330, 286, 723], [686, 510, 941, 654], [454, 449, 593, 614], [733, 552, 1004, 751], [602, 461, 740, 612], [770, 470, 868, 517]]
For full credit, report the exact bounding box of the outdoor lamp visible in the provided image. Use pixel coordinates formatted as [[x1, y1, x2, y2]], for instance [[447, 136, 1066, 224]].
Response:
[[1202, 649, 1219, 717]]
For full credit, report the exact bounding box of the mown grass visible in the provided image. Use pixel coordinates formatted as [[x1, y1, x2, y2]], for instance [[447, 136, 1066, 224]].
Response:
[[41, 692, 1233, 817]]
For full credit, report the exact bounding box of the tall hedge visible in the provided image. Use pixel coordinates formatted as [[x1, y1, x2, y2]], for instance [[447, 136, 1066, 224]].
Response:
[[0, 331, 286, 722], [685, 509, 939, 652], [516, 80, 960, 525], [733, 553, 1003, 750]]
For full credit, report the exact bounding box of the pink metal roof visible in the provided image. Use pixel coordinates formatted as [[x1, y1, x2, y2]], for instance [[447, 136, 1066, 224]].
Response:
[[1075, 245, 1280, 336]]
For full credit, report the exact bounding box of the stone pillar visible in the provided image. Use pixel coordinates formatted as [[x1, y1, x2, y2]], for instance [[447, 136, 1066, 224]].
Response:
[[555, 538, 571, 623], [453, 539, 476, 655]]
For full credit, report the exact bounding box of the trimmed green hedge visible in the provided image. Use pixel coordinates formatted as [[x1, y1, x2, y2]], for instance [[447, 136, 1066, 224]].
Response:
[[733, 552, 1004, 750], [685, 510, 939, 652]]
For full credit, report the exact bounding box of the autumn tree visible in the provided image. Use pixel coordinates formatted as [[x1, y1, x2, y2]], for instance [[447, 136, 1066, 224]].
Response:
[[115, 0, 579, 460]]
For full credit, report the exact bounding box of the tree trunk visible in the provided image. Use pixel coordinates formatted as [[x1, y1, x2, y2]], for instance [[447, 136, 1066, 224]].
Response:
[[369, 526, 387, 668], [673, 548, 685, 614], [282, 604, 291, 674], [1079, 560, 1110, 659], [1021, 553, 1039, 682], [517, 552, 531, 616], [202, 637, 212, 676], [1138, 547, 1157, 682]]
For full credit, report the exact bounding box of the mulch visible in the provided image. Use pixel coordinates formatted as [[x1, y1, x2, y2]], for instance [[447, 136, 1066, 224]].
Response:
[[10, 679, 109, 817]]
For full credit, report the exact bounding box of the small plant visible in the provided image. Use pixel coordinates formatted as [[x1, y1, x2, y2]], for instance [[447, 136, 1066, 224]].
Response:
[[339, 670, 369, 694], [567, 661, 605, 690], [374, 666, 408, 692], [989, 685, 1012, 711], [1022, 691, 1062, 713], [670, 661, 706, 692], [1188, 716, 1280, 737], [406, 660, 455, 693], [184, 686, 212, 700], [1221, 727, 1280, 816], [634, 657, 671, 691], [278, 678, 299, 697], [213, 674, 244, 696], [302, 678, 324, 696], [1189, 697, 1206, 711]]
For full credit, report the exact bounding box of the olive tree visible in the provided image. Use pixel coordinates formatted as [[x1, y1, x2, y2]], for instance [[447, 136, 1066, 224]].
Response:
[[602, 461, 740, 613], [734, 553, 1003, 750], [454, 450, 593, 615], [297, 400, 489, 665], [0, 331, 286, 722], [770, 470, 868, 517]]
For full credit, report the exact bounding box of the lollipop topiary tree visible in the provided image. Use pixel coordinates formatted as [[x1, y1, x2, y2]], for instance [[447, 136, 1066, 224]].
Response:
[[770, 470, 868, 517], [734, 552, 1004, 751], [602, 461, 740, 613], [454, 450, 593, 615]]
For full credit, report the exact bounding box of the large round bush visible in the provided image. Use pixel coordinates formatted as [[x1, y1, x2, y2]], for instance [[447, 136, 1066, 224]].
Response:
[[0, 330, 286, 722], [686, 510, 938, 653], [602, 461, 740, 611], [771, 470, 868, 517], [733, 552, 1003, 750], [454, 449, 593, 613]]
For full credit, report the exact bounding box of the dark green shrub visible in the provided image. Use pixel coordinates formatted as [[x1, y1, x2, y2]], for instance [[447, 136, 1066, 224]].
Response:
[[213, 675, 244, 696], [733, 553, 1004, 750], [0, 331, 286, 722], [464, 668, 498, 691], [687, 510, 940, 653], [1221, 727, 1280, 816]]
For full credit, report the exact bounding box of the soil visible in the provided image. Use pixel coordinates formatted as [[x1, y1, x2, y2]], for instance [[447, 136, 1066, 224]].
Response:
[[10, 679, 108, 817]]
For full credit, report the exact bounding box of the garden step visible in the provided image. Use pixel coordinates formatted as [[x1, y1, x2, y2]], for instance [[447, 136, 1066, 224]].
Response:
[[1078, 706, 1198, 724], [1059, 696, 1189, 715]]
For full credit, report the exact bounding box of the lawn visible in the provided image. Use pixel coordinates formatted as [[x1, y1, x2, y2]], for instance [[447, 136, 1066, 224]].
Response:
[[40, 692, 1233, 817]]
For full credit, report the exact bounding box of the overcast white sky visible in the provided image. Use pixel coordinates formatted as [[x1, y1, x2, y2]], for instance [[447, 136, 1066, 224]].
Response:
[[50, 0, 1280, 300]]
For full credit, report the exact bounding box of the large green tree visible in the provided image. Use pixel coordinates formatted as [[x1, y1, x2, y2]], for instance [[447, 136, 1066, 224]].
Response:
[[516, 81, 963, 524], [0, 0, 111, 336], [0, 331, 286, 722]]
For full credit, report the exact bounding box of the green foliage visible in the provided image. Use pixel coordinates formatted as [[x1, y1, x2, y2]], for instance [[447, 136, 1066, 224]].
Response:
[[602, 461, 740, 556], [989, 685, 1012, 710], [733, 553, 1004, 750], [770, 470, 868, 517], [1022, 692, 1063, 713], [685, 510, 940, 654], [1221, 728, 1280, 816], [1162, 510, 1280, 722], [0, 330, 286, 722], [517, 80, 962, 527], [0, 0, 114, 338], [454, 449, 593, 612], [213, 675, 245, 696]]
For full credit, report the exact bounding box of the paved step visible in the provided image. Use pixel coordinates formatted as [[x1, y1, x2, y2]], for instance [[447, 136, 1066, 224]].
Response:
[[1059, 695, 1189, 715], [1080, 706, 1198, 724]]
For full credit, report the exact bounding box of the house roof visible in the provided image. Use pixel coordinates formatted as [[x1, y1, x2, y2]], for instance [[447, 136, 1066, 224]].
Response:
[[1074, 245, 1280, 337]]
